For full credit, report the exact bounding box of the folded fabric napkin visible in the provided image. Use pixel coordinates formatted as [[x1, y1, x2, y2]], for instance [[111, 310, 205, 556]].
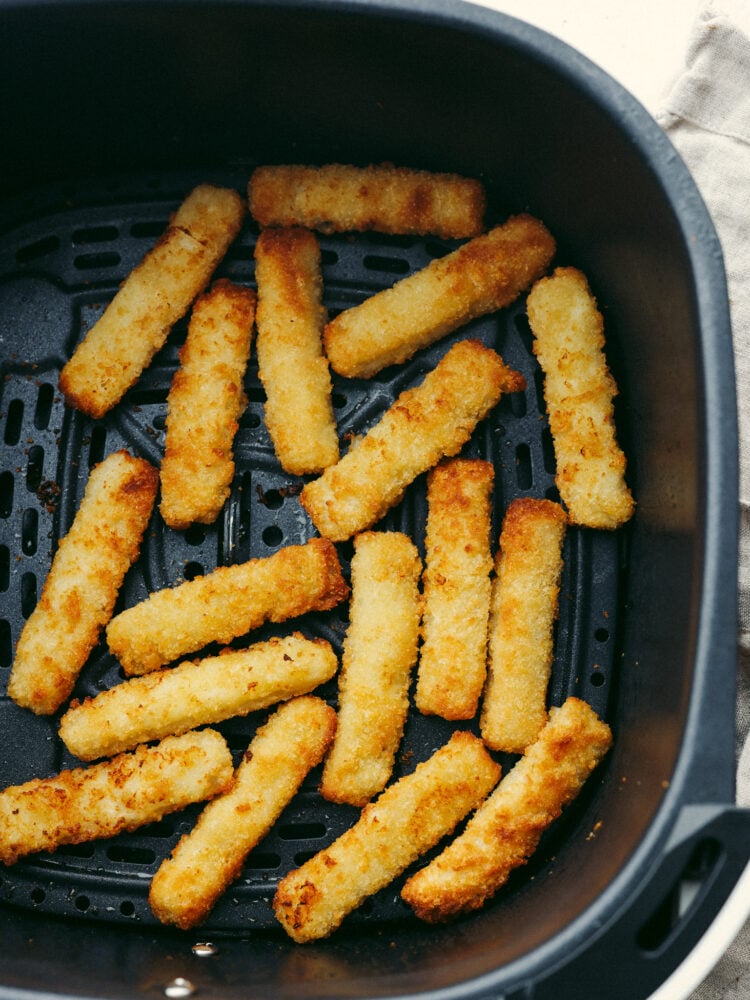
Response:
[[657, 1, 750, 995]]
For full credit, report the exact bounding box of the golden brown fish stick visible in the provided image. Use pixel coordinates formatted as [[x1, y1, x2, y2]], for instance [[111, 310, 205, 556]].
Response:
[[0, 729, 233, 866], [416, 458, 494, 721], [254, 227, 339, 475], [59, 634, 339, 760], [526, 266, 635, 528], [106, 537, 349, 675], [248, 163, 486, 238], [300, 339, 524, 542], [323, 214, 555, 379], [401, 698, 612, 922], [160, 278, 256, 529], [59, 185, 245, 419], [149, 696, 337, 930], [273, 730, 501, 943], [7, 450, 158, 715], [320, 531, 421, 806], [480, 497, 568, 754]]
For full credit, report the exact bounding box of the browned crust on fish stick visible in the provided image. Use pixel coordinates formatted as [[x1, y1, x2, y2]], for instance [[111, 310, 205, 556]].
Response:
[[416, 459, 494, 720], [526, 267, 635, 528], [254, 228, 339, 475], [59, 633, 338, 760], [160, 278, 256, 529], [320, 531, 421, 806], [7, 450, 158, 715], [59, 185, 245, 419], [106, 537, 349, 675], [322, 214, 555, 379], [401, 698, 612, 922], [273, 730, 501, 943], [149, 696, 337, 930], [300, 339, 525, 542], [480, 497, 567, 754], [248, 163, 486, 239], [0, 729, 233, 866]]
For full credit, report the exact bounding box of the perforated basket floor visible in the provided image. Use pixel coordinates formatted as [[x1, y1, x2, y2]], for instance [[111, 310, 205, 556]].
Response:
[[0, 166, 624, 933]]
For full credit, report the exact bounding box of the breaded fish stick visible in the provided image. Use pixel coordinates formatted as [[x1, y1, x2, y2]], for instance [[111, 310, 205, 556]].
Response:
[[273, 730, 501, 943], [160, 278, 256, 529], [480, 498, 567, 754], [0, 729, 233, 866], [59, 185, 245, 419], [7, 450, 158, 715], [149, 696, 337, 930], [323, 214, 555, 379], [402, 698, 612, 922], [416, 459, 494, 720], [106, 537, 349, 675], [320, 531, 421, 806], [526, 266, 635, 528], [248, 163, 486, 239], [300, 339, 524, 542], [60, 633, 339, 761], [254, 227, 339, 474]]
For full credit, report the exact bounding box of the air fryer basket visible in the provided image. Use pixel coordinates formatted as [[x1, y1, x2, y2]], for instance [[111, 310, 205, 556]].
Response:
[[0, 1, 747, 998]]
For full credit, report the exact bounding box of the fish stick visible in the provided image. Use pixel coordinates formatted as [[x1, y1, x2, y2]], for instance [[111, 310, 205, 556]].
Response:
[[300, 339, 524, 542], [402, 698, 612, 922], [323, 214, 555, 379], [525, 266, 635, 528], [59, 184, 245, 419], [7, 450, 158, 715], [60, 633, 339, 760], [320, 531, 421, 806], [415, 458, 494, 720], [106, 537, 349, 675], [160, 278, 256, 529], [480, 497, 567, 754], [0, 729, 233, 866], [273, 730, 501, 943], [149, 696, 337, 930], [254, 227, 339, 474], [248, 163, 486, 238]]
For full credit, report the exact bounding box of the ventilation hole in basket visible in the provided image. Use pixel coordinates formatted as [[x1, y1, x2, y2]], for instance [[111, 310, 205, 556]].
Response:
[[424, 240, 452, 259], [131, 220, 168, 239], [244, 851, 281, 871], [241, 411, 262, 429], [88, 425, 107, 467], [595, 627, 610, 643], [515, 443, 533, 490], [152, 414, 166, 432], [16, 234, 60, 265], [30, 887, 45, 905], [0, 471, 13, 517], [258, 488, 283, 511], [183, 561, 203, 581], [32, 383, 55, 431], [321, 249, 339, 267], [293, 849, 320, 866], [541, 427, 556, 474], [278, 821, 327, 841], [74, 251, 122, 272], [363, 254, 410, 276], [25, 445, 44, 493], [184, 524, 206, 546], [57, 843, 96, 859], [72, 225, 119, 246], [120, 900, 136, 917], [0, 620, 11, 668], [590, 672, 605, 687], [262, 525, 283, 548], [74, 895, 90, 912], [332, 391, 347, 410], [20, 572, 37, 618], [534, 369, 547, 414], [0, 547, 9, 591], [4, 399, 24, 446], [106, 844, 157, 865], [225, 243, 254, 262], [514, 312, 535, 357], [21, 508, 38, 556]]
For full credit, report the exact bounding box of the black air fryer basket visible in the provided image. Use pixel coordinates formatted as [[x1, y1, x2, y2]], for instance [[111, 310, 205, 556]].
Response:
[[0, 2, 748, 998]]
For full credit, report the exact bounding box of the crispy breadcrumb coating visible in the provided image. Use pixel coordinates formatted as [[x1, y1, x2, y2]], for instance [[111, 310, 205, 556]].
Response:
[[526, 266, 635, 528], [160, 278, 256, 529], [273, 730, 501, 943], [7, 450, 158, 715], [248, 163, 486, 238], [401, 698, 612, 922]]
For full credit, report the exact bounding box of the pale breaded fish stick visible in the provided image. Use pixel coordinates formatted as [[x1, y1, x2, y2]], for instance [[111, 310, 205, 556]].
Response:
[[402, 697, 612, 922], [149, 696, 337, 930], [106, 537, 349, 675], [480, 497, 567, 754], [526, 266, 635, 529], [273, 730, 501, 943], [59, 633, 338, 760], [254, 227, 339, 475], [323, 214, 555, 379], [415, 458, 494, 721], [160, 278, 256, 529], [300, 339, 525, 542], [59, 185, 245, 419], [0, 729, 233, 866], [248, 163, 486, 239], [320, 531, 421, 806], [7, 450, 158, 716]]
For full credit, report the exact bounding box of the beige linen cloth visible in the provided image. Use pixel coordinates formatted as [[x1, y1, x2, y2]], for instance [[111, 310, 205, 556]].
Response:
[[657, 1, 750, 995]]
